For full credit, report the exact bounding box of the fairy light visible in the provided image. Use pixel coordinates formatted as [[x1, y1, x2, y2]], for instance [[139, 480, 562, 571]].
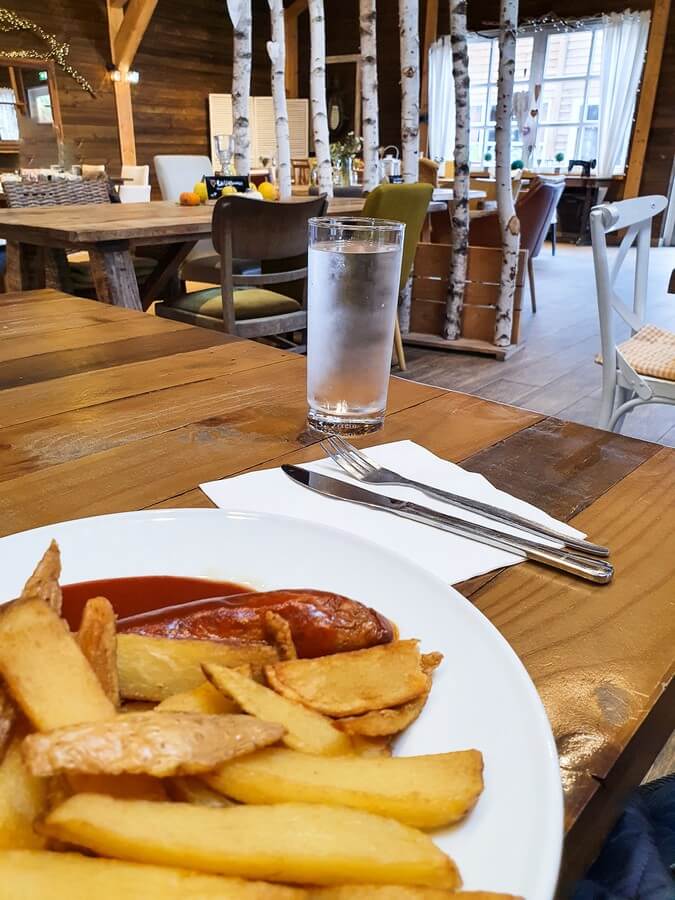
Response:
[[0, 8, 95, 95]]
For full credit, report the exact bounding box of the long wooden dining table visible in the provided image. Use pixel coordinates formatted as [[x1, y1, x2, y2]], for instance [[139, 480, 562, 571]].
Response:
[[0, 289, 672, 894], [0, 198, 367, 313]]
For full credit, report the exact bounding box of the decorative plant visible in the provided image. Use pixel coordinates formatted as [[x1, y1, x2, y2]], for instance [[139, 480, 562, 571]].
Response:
[[330, 132, 363, 164], [510, 159, 524, 170], [555, 152, 565, 163], [484, 151, 493, 162]]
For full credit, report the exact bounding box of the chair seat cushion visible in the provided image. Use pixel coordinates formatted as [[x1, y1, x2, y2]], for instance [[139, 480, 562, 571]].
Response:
[[595, 325, 675, 381], [169, 287, 302, 321], [69, 257, 156, 289]]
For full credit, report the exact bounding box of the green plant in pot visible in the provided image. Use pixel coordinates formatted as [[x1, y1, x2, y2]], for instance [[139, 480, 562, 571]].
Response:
[[330, 132, 363, 186], [554, 152, 565, 174], [511, 159, 524, 171]]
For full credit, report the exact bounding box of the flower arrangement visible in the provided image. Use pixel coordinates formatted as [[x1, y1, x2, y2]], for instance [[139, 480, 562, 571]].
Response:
[[330, 131, 363, 164]]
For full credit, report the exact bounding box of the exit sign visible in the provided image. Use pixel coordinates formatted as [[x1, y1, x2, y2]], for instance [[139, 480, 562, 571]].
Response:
[[38, 70, 48, 82]]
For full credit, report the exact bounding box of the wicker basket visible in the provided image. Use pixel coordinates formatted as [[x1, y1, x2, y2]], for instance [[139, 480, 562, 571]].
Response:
[[3, 179, 112, 208]]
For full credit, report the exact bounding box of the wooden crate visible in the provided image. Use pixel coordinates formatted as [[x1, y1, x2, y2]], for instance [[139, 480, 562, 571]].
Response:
[[406, 243, 528, 358]]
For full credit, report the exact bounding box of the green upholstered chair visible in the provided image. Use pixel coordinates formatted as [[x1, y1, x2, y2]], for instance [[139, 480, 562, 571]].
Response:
[[362, 182, 434, 369], [156, 194, 327, 345]]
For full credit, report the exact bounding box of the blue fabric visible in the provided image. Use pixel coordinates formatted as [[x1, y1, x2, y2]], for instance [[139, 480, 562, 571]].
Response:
[[573, 775, 675, 900]]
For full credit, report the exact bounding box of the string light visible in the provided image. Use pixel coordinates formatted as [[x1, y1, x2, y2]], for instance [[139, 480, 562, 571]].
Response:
[[0, 8, 95, 95]]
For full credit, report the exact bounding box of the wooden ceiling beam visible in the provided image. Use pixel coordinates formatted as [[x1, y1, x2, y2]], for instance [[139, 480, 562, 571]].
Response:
[[114, 0, 158, 70]]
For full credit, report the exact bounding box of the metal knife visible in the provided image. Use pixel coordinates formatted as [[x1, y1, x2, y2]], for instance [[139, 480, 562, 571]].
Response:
[[282, 465, 613, 584]]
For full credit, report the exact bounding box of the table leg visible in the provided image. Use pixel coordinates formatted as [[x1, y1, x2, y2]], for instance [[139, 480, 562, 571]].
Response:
[[5, 242, 45, 292], [139, 240, 197, 311], [89, 244, 142, 311], [44, 249, 74, 294]]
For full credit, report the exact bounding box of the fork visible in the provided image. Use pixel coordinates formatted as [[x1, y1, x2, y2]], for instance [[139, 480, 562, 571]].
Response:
[[320, 435, 609, 558]]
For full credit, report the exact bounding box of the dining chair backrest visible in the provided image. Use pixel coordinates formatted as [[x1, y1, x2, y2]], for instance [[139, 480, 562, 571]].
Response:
[[118, 184, 151, 203], [3, 179, 111, 208], [153, 155, 213, 202], [121, 164, 150, 186], [211, 194, 328, 262], [362, 182, 434, 294], [590, 195, 668, 374], [82, 164, 106, 179], [418, 158, 439, 187]]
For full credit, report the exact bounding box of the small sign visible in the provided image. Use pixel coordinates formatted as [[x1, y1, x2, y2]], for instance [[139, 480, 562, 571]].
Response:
[[38, 70, 48, 82], [204, 175, 249, 199], [388, 175, 404, 184]]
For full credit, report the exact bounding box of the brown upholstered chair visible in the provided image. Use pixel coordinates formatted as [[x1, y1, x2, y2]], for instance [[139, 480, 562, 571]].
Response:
[[156, 194, 327, 344], [467, 176, 565, 312], [418, 158, 440, 187]]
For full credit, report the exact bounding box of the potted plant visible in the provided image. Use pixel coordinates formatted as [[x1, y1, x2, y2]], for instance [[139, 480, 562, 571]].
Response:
[[484, 151, 493, 176], [511, 159, 524, 171], [554, 152, 565, 175]]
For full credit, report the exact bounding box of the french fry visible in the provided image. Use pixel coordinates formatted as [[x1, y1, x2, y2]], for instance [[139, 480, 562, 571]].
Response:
[[207, 747, 483, 829], [19, 540, 62, 613], [265, 641, 428, 717], [156, 681, 238, 715], [117, 634, 278, 701], [167, 776, 236, 807], [0, 850, 307, 899], [349, 735, 393, 758], [337, 689, 430, 737], [0, 598, 115, 731], [308, 890, 520, 899], [264, 612, 298, 660], [43, 794, 460, 888], [204, 664, 352, 757], [0, 727, 48, 850], [77, 597, 120, 706], [22, 712, 285, 778], [0, 687, 15, 764]]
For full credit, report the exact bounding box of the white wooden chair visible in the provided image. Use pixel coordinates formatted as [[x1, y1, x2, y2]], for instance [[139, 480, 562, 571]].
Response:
[[590, 195, 675, 431], [121, 164, 149, 186]]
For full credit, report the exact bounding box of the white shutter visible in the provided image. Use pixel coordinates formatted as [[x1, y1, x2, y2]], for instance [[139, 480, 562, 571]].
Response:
[[287, 99, 309, 158], [252, 97, 276, 164], [209, 95, 309, 169]]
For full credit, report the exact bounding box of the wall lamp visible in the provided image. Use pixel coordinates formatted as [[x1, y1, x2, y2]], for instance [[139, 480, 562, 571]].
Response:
[[109, 68, 140, 85]]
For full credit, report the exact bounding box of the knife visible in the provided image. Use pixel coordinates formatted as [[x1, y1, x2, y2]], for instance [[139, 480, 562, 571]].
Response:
[[282, 465, 613, 584]]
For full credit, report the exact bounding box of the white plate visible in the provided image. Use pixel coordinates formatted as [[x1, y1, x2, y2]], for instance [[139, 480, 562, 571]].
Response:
[[0, 509, 563, 898]]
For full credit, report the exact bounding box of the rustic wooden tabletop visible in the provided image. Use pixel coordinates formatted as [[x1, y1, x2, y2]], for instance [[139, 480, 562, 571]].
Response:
[[0, 289, 672, 892]]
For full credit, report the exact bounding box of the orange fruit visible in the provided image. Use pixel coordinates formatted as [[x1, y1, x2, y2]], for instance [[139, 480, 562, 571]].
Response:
[[179, 191, 201, 207]]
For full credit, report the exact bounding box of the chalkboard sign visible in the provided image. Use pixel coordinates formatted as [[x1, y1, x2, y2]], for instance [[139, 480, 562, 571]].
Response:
[[388, 175, 404, 184], [204, 175, 249, 199]]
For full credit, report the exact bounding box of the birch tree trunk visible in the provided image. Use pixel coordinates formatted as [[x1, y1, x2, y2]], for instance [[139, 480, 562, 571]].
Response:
[[267, 0, 292, 200], [399, 0, 420, 183], [308, 0, 333, 197], [227, 0, 252, 176], [494, 0, 520, 347], [443, 0, 470, 340], [359, 0, 380, 193]]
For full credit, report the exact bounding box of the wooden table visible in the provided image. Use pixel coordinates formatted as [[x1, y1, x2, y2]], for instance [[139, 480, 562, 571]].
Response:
[[1, 289, 673, 893], [0, 198, 367, 313]]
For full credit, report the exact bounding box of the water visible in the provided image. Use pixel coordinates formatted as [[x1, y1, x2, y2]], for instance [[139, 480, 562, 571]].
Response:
[[307, 238, 402, 433]]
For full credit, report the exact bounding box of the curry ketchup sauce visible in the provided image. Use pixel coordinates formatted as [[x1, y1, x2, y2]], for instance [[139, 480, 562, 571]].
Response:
[[61, 577, 394, 659]]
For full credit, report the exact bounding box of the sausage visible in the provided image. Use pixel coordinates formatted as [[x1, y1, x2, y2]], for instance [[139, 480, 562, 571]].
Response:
[[117, 590, 395, 659]]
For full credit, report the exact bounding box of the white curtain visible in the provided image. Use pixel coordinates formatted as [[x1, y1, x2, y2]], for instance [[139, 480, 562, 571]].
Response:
[[597, 10, 650, 177], [428, 37, 455, 163], [0, 88, 19, 142]]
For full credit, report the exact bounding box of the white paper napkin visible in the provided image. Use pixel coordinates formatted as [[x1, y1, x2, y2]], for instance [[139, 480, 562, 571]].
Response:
[[200, 440, 585, 585]]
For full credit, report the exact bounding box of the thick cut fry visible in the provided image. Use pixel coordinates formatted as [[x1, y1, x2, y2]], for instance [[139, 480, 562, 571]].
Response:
[[207, 747, 483, 828], [77, 597, 120, 706], [23, 712, 284, 778], [0, 730, 48, 849], [43, 794, 459, 888], [0, 850, 306, 899], [204, 664, 352, 756], [337, 689, 430, 737], [350, 735, 393, 757], [0, 686, 15, 763], [117, 634, 277, 701], [264, 611, 298, 660], [19, 540, 62, 613], [156, 681, 238, 715], [309, 890, 520, 899], [167, 776, 236, 807], [265, 641, 427, 717], [67, 773, 167, 801], [0, 598, 115, 731]]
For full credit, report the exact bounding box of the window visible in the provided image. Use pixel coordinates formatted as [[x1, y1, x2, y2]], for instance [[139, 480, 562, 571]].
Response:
[[466, 24, 605, 169]]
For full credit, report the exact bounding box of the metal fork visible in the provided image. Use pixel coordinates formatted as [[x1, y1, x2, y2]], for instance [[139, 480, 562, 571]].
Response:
[[320, 435, 609, 558]]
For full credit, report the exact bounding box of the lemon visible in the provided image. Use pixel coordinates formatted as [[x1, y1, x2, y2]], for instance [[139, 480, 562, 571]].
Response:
[[193, 182, 208, 203], [220, 185, 238, 196], [258, 181, 277, 201]]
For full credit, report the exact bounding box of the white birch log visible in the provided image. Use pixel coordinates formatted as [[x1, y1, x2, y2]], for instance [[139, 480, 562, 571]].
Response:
[[359, 0, 380, 193], [227, 0, 252, 176], [308, 0, 333, 197], [443, 0, 470, 340], [494, 0, 520, 347], [267, 0, 292, 200], [399, 0, 420, 183]]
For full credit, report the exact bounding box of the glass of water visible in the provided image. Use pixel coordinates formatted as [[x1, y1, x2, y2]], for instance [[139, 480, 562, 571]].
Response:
[[307, 216, 404, 434]]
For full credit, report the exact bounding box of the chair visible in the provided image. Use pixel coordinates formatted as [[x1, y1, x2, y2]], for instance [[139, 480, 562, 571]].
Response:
[[291, 158, 310, 186], [121, 164, 149, 186], [362, 182, 434, 370], [443, 161, 455, 179], [154, 154, 217, 282], [155, 194, 327, 343], [590, 195, 674, 432], [418, 158, 439, 187], [82, 164, 106, 179], [118, 184, 151, 203], [468, 176, 565, 312], [2, 179, 155, 296]]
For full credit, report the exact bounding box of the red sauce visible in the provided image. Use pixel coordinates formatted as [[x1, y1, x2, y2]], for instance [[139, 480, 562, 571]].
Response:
[[60, 576, 250, 631]]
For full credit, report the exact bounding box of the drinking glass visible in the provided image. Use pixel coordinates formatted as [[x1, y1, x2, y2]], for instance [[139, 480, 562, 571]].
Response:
[[307, 216, 404, 434]]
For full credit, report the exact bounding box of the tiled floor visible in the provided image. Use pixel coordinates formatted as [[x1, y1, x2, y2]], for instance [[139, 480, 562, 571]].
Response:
[[400, 242, 675, 446]]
